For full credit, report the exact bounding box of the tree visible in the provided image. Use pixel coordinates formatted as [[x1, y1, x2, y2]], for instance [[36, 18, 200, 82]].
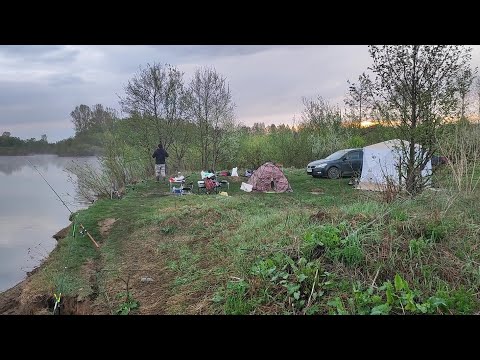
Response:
[[71, 103, 117, 136], [301, 96, 342, 130], [119, 63, 186, 150], [119, 62, 167, 156], [475, 77, 480, 121], [119, 63, 190, 174], [70, 104, 93, 134], [455, 66, 476, 121], [301, 96, 346, 158], [344, 73, 373, 126], [187, 67, 235, 170], [357, 45, 472, 194], [162, 67, 192, 171], [90, 104, 117, 131], [41, 134, 47, 142], [252, 122, 266, 134]]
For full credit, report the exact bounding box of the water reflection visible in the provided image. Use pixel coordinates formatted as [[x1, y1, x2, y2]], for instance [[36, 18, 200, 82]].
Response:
[[0, 155, 97, 292]]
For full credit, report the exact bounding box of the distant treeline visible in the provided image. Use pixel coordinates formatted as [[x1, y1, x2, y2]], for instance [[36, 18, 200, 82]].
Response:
[[0, 129, 103, 156]]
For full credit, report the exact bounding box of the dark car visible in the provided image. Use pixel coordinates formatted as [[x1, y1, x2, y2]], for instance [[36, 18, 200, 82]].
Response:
[[431, 155, 449, 167], [310, 148, 363, 179]]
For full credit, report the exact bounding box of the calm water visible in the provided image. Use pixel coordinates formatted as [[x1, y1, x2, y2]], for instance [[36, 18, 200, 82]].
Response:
[[0, 155, 97, 292]]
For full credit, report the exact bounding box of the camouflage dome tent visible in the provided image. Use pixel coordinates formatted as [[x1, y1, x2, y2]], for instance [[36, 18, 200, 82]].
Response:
[[247, 162, 292, 192]]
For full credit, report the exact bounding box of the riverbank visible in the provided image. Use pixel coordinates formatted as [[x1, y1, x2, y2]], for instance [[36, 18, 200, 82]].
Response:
[[0, 219, 105, 315], [1, 169, 479, 315], [0, 279, 26, 314], [0, 225, 80, 314]]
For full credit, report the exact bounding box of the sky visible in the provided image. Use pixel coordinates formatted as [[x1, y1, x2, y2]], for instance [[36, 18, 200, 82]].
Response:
[[1, 45, 480, 142]]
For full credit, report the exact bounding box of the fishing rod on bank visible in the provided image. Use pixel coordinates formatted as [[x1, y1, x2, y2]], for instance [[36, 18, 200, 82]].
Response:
[[27, 158, 100, 315], [26, 158, 99, 249]]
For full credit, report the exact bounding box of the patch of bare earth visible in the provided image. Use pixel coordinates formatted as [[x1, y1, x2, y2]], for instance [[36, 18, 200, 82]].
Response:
[[98, 218, 117, 237], [0, 281, 24, 314], [100, 226, 177, 314], [100, 219, 229, 314], [309, 210, 330, 223]]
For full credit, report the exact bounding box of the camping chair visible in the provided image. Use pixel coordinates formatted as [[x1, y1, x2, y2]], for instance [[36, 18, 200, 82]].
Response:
[[197, 179, 221, 194], [181, 182, 194, 194], [197, 180, 207, 194], [169, 174, 194, 194], [219, 180, 230, 190], [169, 179, 185, 191]]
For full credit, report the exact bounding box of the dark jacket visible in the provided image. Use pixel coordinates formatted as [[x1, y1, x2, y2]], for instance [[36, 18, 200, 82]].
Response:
[[152, 148, 169, 164]]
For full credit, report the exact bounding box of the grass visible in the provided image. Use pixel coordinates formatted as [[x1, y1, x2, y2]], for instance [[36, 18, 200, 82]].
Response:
[[19, 168, 480, 315]]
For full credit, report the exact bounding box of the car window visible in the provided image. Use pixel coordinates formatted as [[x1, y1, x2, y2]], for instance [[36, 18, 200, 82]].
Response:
[[325, 150, 348, 160], [346, 151, 361, 160]]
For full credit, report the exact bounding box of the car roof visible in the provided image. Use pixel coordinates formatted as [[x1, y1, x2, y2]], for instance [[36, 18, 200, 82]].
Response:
[[338, 148, 362, 152]]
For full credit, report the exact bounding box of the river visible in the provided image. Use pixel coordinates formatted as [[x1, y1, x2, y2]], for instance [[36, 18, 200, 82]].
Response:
[[0, 155, 97, 293]]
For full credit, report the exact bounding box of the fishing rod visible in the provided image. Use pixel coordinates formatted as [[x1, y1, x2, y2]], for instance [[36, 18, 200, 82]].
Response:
[[27, 158, 101, 315], [26, 158, 99, 249]]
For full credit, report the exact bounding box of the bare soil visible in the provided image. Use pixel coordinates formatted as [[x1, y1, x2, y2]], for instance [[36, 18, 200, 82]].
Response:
[[98, 218, 117, 237]]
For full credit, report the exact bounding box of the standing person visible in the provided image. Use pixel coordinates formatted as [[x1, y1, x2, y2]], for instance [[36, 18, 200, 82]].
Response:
[[152, 143, 169, 182]]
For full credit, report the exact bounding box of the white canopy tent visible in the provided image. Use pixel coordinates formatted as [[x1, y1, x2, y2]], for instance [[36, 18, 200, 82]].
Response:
[[357, 139, 432, 191]]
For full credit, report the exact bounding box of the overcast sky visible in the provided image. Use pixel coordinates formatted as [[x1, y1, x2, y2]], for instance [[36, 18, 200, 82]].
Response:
[[1, 45, 480, 142]]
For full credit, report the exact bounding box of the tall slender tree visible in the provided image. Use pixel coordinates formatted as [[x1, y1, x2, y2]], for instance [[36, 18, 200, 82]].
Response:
[[187, 67, 235, 170], [345, 73, 373, 126], [455, 66, 476, 121]]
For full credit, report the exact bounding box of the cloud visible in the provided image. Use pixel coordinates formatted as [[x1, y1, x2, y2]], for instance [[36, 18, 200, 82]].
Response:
[[0, 45, 80, 64], [46, 73, 85, 87], [148, 45, 282, 59], [1, 45, 480, 142]]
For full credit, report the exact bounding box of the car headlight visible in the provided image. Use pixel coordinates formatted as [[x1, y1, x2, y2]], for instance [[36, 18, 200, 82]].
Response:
[[315, 163, 327, 168]]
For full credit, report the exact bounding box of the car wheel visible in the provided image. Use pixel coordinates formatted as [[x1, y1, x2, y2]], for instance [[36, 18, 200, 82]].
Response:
[[327, 167, 340, 179]]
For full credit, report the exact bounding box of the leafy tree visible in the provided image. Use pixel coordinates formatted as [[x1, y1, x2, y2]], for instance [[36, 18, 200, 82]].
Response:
[[355, 45, 472, 194], [301, 96, 348, 158], [301, 96, 342, 131], [70, 104, 93, 134]]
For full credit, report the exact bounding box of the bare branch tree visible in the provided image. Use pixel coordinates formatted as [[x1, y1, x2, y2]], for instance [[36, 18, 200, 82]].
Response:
[[119, 63, 191, 175], [455, 66, 477, 121], [344, 73, 374, 126], [475, 77, 480, 121], [119, 62, 168, 146], [187, 67, 235, 170]]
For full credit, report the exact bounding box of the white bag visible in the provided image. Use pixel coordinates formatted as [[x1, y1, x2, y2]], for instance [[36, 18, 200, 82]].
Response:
[[240, 182, 253, 192], [231, 167, 238, 177]]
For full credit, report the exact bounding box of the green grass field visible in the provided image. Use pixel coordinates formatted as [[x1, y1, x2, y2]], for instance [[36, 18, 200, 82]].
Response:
[[22, 169, 480, 315]]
